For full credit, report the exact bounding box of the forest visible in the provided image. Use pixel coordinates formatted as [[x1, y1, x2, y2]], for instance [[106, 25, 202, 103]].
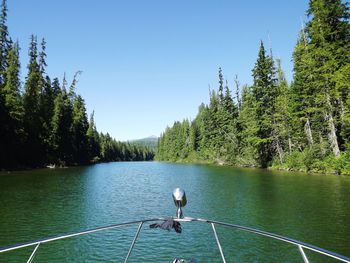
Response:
[[156, 0, 350, 175], [0, 0, 154, 169]]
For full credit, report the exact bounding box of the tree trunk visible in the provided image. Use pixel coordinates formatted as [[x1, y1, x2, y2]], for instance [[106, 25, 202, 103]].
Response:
[[325, 112, 340, 156], [234, 75, 241, 112], [325, 94, 340, 156], [275, 138, 284, 165], [304, 118, 314, 145], [288, 136, 292, 154], [272, 116, 284, 164]]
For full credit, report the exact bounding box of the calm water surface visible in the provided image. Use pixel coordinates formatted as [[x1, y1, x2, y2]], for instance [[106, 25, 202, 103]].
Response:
[[0, 162, 350, 262]]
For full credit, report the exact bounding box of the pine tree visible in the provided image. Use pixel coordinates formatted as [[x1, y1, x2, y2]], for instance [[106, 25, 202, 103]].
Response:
[[304, 0, 350, 156], [51, 77, 61, 97], [237, 85, 259, 166], [87, 111, 100, 161], [155, 0, 350, 174], [207, 89, 221, 158], [0, 1, 156, 168], [198, 104, 210, 156], [37, 38, 55, 161], [234, 75, 242, 112], [189, 120, 199, 152], [223, 81, 238, 118], [291, 30, 315, 148], [3, 42, 22, 126], [0, 0, 11, 86], [50, 91, 64, 161], [39, 38, 47, 76], [251, 41, 278, 167], [23, 35, 44, 165], [217, 67, 224, 103], [0, 0, 12, 167], [0, 42, 23, 167], [180, 119, 190, 159], [337, 64, 350, 148], [72, 95, 89, 163], [220, 81, 239, 162], [50, 88, 74, 164], [273, 59, 293, 163]]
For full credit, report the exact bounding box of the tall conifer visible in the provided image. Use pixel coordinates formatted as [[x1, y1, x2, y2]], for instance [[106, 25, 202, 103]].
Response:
[[1, 42, 23, 167], [251, 41, 278, 167], [0, 0, 11, 86], [23, 35, 43, 165]]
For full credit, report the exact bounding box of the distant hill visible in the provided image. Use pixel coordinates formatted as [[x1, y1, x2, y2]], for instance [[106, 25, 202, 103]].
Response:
[[130, 136, 158, 151]]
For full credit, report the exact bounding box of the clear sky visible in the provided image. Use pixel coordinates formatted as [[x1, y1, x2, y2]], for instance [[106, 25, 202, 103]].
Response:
[[8, 0, 309, 141]]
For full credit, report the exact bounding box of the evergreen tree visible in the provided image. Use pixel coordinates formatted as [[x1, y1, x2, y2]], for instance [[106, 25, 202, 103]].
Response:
[[337, 64, 350, 148], [87, 111, 100, 161], [39, 38, 47, 76], [72, 95, 89, 163], [0, 2, 154, 168], [180, 119, 190, 159], [37, 39, 54, 161], [273, 59, 293, 163], [223, 81, 238, 118], [217, 67, 224, 103], [51, 77, 61, 97], [189, 121, 199, 152], [156, 0, 350, 174], [305, 0, 350, 155], [0, 0, 11, 86], [207, 89, 221, 158], [219, 81, 239, 162], [237, 85, 259, 166], [50, 91, 63, 161], [251, 41, 278, 167], [0, 42, 23, 167], [0, 0, 12, 167], [291, 29, 315, 148], [23, 35, 43, 165], [3, 42, 22, 127], [50, 88, 74, 164], [234, 75, 242, 112]]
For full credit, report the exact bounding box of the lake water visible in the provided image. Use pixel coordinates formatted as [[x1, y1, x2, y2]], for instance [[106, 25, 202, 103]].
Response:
[[0, 162, 350, 262]]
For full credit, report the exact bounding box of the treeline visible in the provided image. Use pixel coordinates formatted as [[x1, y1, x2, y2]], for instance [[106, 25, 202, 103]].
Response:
[[0, 0, 154, 169], [157, 0, 350, 175]]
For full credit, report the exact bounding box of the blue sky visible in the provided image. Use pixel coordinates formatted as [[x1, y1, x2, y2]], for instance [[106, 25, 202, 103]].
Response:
[[9, 0, 309, 141]]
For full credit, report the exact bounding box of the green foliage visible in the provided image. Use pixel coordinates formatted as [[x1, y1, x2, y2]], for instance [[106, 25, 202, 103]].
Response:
[[0, 0, 153, 169], [331, 152, 350, 175], [100, 134, 154, 162], [72, 95, 89, 163], [0, 42, 23, 166], [50, 89, 74, 164], [0, 0, 11, 85], [86, 111, 100, 161], [251, 41, 278, 167], [23, 35, 44, 165], [274, 149, 350, 176], [157, 68, 240, 165], [280, 151, 306, 171], [156, 0, 350, 175]]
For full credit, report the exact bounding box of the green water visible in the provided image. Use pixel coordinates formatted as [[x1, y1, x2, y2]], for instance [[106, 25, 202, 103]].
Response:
[[0, 162, 349, 262]]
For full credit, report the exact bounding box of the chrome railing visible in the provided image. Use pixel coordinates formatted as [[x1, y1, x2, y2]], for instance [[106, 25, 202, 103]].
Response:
[[1, 189, 350, 263]]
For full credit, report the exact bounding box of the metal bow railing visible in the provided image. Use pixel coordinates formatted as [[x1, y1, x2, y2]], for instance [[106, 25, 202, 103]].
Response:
[[1, 188, 350, 263], [1, 216, 350, 263]]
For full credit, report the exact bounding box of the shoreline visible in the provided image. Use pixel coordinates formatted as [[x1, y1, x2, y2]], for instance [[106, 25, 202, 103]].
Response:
[[1, 159, 346, 177], [0, 160, 155, 173], [156, 159, 347, 177]]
